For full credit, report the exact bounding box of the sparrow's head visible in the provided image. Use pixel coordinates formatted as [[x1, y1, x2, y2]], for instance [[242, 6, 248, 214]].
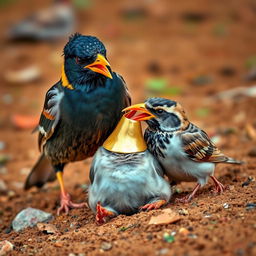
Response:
[[123, 97, 189, 132], [63, 33, 112, 86]]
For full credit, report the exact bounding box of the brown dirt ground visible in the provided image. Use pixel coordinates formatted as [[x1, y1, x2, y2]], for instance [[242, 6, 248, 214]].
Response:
[[0, 0, 256, 255]]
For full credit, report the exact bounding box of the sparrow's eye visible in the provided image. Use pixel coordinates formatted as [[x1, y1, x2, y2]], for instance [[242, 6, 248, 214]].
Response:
[[156, 109, 164, 114]]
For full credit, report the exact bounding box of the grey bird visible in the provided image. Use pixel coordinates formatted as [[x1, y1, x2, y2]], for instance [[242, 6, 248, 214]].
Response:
[[88, 114, 172, 224], [124, 98, 243, 203]]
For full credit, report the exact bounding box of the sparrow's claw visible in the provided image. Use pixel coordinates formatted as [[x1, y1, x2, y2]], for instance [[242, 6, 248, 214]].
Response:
[[57, 192, 86, 215], [96, 202, 115, 225], [211, 176, 225, 194], [175, 183, 201, 204], [140, 199, 166, 211]]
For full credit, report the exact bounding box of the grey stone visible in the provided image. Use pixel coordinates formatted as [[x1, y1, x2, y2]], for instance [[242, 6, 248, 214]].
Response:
[[12, 207, 53, 232]]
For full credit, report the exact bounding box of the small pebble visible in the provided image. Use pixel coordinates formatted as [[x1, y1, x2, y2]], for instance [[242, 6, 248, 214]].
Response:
[[179, 227, 189, 236], [12, 207, 53, 232], [0, 180, 7, 193], [7, 191, 15, 198], [20, 168, 30, 175], [100, 242, 112, 251], [242, 177, 254, 187], [156, 248, 169, 255], [223, 203, 229, 209], [0, 155, 10, 166], [244, 69, 256, 82], [0, 142, 5, 151], [0, 167, 7, 175], [0, 240, 14, 255], [191, 75, 213, 86], [219, 66, 236, 77], [178, 208, 189, 216], [246, 203, 256, 210], [248, 147, 256, 157], [188, 233, 198, 239], [163, 232, 175, 243], [2, 94, 13, 105], [11, 181, 23, 189], [147, 61, 162, 75]]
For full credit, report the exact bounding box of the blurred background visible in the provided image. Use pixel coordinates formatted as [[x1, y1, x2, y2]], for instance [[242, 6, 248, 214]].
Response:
[[0, 0, 256, 240]]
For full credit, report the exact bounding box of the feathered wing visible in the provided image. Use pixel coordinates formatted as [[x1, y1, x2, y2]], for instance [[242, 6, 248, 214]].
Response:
[[25, 82, 64, 190], [37, 82, 64, 151], [180, 124, 242, 164]]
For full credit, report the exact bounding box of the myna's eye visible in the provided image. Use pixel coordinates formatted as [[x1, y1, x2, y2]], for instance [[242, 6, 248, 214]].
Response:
[[75, 57, 87, 65]]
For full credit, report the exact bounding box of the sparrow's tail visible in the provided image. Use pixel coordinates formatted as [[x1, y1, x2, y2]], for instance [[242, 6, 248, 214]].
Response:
[[24, 153, 56, 190], [226, 157, 244, 165]]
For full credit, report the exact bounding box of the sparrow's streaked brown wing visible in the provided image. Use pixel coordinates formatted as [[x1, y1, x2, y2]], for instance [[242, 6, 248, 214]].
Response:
[[37, 82, 64, 151], [180, 126, 229, 163]]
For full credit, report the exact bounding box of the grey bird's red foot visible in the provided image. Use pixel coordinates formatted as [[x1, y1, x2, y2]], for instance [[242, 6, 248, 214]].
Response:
[[95, 202, 115, 225], [57, 192, 86, 215]]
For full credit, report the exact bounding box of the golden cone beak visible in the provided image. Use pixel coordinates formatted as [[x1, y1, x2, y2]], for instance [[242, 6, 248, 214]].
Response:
[[123, 103, 155, 121], [103, 115, 147, 153], [85, 54, 113, 79]]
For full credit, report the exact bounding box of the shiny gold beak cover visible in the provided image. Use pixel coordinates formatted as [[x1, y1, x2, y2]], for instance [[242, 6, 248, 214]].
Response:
[[84, 54, 113, 79], [103, 115, 147, 153]]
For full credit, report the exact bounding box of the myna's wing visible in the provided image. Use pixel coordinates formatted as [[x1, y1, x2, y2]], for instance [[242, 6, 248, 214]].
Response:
[[37, 82, 64, 151]]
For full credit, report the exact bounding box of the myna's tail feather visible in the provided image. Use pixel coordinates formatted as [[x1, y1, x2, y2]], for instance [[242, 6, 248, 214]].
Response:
[[24, 153, 56, 190]]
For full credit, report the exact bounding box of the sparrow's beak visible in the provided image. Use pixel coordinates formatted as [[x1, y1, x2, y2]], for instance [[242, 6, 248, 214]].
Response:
[[123, 103, 155, 121], [84, 54, 113, 79]]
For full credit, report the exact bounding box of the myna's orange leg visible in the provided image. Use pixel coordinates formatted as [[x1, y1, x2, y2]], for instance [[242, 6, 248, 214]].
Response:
[[140, 199, 167, 211], [96, 202, 115, 225], [56, 171, 86, 215]]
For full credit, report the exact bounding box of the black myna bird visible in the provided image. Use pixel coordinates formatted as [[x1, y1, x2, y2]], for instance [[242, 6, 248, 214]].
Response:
[[25, 34, 131, 214], [124, 98, 242, 203], [89, 112, 171, 224]]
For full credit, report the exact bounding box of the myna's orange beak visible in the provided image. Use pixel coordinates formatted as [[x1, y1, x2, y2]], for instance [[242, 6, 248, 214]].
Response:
[[85, 54, 112, 79]]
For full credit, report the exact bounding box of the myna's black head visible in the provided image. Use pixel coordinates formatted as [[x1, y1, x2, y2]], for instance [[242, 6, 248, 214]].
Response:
[[63, 33, 112, 86], [123, 97, 189, 132]]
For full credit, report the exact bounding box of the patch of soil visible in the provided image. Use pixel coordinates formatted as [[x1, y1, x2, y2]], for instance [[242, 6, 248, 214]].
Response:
[[0, 0, 256, 255]]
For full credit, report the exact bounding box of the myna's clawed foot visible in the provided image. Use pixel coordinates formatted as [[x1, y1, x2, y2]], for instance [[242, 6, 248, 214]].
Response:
[[57, 192, 86, 215], [95, 202, 115, 225], [211, 176, 225, 194], [175, 183, 201, 204], [140, 199, 167, 211]]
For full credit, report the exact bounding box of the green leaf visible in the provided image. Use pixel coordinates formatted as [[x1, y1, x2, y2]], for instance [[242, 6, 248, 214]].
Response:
[[245, 56, 256, 69], [146, 78, 168, 91], [195, 108, 210, 117]]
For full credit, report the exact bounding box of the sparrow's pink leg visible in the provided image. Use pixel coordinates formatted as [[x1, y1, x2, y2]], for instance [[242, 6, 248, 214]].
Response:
[[175, 183, 201, 203], [96, 202, 115, 225], [56, 172, 86, 215], [210, 176, 225, 193], [140, 199, 167, 211]]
